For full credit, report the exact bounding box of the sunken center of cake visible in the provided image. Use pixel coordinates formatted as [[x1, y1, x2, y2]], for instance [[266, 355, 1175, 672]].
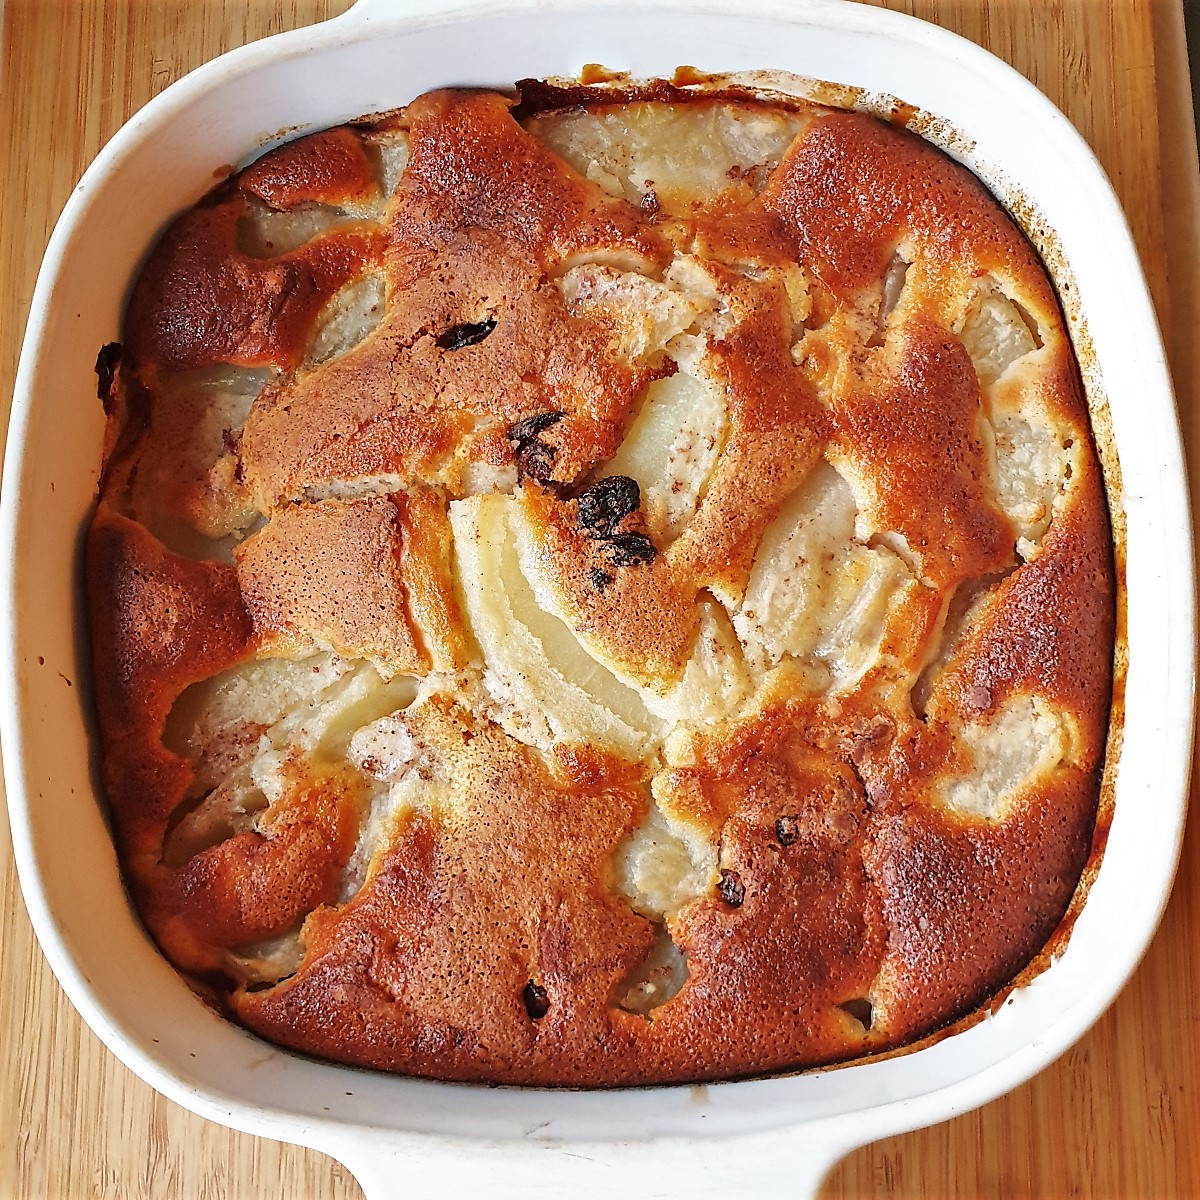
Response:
[[87, 78, 1114, 1085]]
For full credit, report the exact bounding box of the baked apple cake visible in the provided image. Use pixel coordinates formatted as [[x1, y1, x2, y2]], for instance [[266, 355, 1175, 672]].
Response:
[[88, 74, 1115, 1085]]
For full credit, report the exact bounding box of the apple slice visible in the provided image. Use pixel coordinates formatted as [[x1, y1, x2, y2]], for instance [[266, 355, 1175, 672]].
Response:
[[450, 493, 661, 757], [601, 363, 727, 543], [940, 694, 1072, 820], [733, 461, 914, 689], [958, 286, 1039, 387], [525, 101, 809, 213]]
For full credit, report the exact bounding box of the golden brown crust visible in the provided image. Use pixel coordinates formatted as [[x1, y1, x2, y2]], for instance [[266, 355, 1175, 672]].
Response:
[[861, 772, 1095, 1040], [234, 696, 656, 1082], [831, 314, 1012, 590], [239, 89, 672, 509], [125, 197, 384, 373], [235, 494, 429, 675], [161, 758, 361, 949], [240, 127, 380, 211], [761, 110, 1059, 314], [516, 483, 701, 684], [89, 78, 1117, 1086], [87, 502, 255, 842], [237, 700, 891, 1083]]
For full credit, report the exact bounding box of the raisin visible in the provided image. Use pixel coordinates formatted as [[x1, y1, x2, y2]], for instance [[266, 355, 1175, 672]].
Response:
[[775, 815, 800, 846], [507, 411, 566, 484], [515, 439, 556, 482], [717, 869, 745, 907], [508, 411, 565, 443], [94, 341, 122, 402], [576, 475, 640, 539], [435, 319, 496, 350], [589, 568, 614, 592], [604, 531, 656, 567], [522, 981, 550, 1020]]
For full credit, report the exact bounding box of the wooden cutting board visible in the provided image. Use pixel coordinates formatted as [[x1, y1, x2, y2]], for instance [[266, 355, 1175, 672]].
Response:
[[1, 2, 1197, 1196]]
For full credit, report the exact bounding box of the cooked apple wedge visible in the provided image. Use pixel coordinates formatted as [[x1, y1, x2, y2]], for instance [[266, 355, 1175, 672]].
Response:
[[957, 282, 1070, 560], [939, 694, 1072, 820], [525, 100, 809, 213], [449, 493, 661, 757], [614, 794, 716, 921], [990, 407, 1069, 559], [306, 273, 386, 365], [733, 461, 915, 689], [161, 653, 416, 873], [127, 364, 273, 546], [558, 264, 713, 365], [600, 364, 727, 544], [958, 286, 1039, 387], [644, 597, 751, 724]]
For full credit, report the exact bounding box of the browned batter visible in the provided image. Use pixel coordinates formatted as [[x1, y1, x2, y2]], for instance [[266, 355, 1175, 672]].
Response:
[[88, 77, 1114, 1085]]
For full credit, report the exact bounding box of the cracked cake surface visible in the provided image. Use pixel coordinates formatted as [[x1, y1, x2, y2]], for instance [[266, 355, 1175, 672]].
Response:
[[88, 75, 1115, 1085]]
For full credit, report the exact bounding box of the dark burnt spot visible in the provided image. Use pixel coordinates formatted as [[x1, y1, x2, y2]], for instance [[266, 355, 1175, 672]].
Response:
[[640, 188, 660, 216], [512, 76, 717, 120], [775, 815, 800, 846], [717, 869, 745, 907], [435, 318, 496, 351], [507, 410, 565, 483], [522, 980, 550, 1020], [589, 568, 614, 592], [577, 475, 640, 539], [604, 531, 656, 567], [95, 342, 122, 403]]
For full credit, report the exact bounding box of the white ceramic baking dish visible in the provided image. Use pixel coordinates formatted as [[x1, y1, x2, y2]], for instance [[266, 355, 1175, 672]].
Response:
[[2, 1, 1192, 1196]]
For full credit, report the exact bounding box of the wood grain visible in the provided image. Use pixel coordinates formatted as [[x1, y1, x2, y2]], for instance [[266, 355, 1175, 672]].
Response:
[[0, 2, 1196, 1197]]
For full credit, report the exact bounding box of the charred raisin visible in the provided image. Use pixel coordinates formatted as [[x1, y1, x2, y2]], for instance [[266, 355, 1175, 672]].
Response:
[[577, 475, 640, 539], [604, 531, 656, 567], [508, 411, 565, 483], [515, 439, 556, 482], [95, 342, 122, 402], [522, 980, 550, 1020], [435, 319, 496, 350], [718, 869, 745, 907], [508, 411, 565, 443], [775, 815, 800, 846]]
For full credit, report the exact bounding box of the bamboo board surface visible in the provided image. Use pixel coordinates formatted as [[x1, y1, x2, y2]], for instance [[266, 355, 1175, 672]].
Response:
[[1, 2, 1197, 1196]]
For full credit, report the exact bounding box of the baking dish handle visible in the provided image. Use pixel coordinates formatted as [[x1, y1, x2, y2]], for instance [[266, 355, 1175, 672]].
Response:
[[323, 1130, 856, 1200]]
